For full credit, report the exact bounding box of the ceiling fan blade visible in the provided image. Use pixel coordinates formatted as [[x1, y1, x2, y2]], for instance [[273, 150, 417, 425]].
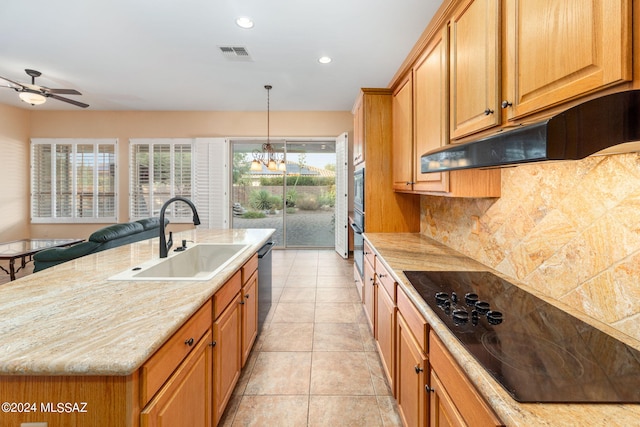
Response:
[[0, 75, 25, 89], [46, 88, 82, 95], [48, 94, 89, 108]]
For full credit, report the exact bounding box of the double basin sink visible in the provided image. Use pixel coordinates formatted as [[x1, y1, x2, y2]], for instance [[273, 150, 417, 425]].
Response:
[[109, 243, 250, 281]]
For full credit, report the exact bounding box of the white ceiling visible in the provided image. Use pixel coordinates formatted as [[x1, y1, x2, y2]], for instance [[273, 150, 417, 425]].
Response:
[[0, 0, 442, 111]]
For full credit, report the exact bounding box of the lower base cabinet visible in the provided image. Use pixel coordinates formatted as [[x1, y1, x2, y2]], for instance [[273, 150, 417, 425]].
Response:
[[396, 311, 428, 427], [141, 330, 213, 427]]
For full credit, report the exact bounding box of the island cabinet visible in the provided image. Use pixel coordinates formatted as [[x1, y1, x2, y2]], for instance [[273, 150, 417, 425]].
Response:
[[140, 300, 213, 427], [392, 25, 501, 198], [240, 254, 259, 367], [449, 0, 500, 140], [429, 332, 502, 427], [502, 0, 632, 121]]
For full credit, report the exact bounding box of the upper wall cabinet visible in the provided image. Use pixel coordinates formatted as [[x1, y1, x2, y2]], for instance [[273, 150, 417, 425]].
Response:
[[449, 0, 500, 140], [353, 95, 365, 165], [503, 0, 632, 120], [392, 73, 414, 191]]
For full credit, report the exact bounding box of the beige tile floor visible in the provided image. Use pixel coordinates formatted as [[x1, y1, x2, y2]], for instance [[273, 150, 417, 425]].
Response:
[[219, 249, 403, 427]]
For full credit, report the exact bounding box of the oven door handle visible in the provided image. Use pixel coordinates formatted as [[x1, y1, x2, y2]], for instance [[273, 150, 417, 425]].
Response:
[[350, 222, 363, 235]]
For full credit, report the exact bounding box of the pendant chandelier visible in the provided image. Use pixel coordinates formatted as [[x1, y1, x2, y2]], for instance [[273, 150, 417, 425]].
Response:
[[250, 85, 286, 172]]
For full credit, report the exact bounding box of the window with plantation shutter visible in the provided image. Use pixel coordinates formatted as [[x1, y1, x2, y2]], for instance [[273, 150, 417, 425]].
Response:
[[129, 139, 194, 221], [31, 139, 117, 223]]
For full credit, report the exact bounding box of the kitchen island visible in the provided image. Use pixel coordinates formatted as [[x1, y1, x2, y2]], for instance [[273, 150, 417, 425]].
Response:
[[0, 228, 274, 426], [364, 232, 640, 426]]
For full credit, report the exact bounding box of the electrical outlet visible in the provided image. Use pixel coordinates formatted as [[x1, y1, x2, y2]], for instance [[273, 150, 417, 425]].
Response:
[[471, 215, 480, 235], [21, 423, 48, 427]]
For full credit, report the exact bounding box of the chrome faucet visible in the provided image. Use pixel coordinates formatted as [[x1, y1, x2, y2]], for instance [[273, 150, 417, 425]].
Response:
[[159, 197, 201, 258]]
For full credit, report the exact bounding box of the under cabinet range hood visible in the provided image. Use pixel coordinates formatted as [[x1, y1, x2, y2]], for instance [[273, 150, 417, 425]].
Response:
[[421, 90, 640, 173]]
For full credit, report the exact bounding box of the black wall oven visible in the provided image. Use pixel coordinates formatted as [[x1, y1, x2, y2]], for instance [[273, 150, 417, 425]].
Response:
[[351, 168, 365, 278]]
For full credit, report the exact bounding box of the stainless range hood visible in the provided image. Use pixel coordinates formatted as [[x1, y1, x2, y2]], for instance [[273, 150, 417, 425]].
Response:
[[421, 90, 640, 173]]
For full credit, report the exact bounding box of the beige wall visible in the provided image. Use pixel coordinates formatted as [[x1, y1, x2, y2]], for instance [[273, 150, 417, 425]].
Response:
[[420, 152, 640, 342], [0, 108, 352, 240], [0, 104, 30, 241]]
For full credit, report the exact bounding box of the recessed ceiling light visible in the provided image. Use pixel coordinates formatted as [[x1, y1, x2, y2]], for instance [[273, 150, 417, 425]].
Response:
[[236, 17, 254, 29], [318, 56, 332, 64]]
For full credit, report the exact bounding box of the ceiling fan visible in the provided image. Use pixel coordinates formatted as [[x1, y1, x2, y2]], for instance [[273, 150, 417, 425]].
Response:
[[0, 69, 89, 108]]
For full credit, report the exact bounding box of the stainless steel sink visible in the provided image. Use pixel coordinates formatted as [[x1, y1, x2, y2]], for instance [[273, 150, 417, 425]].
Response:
[[109, 243, 249, 281]]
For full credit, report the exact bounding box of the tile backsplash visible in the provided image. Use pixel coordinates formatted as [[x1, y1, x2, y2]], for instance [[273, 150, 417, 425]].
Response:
[[420, 152, 640, 342]]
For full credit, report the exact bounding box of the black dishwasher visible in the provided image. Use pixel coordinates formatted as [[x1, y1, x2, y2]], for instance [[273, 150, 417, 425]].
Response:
[[257, 241, 274, 331]]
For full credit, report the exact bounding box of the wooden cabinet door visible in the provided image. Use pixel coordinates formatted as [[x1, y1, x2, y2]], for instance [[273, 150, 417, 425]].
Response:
[[376, 280, 396, 394], [363, 254, 376, 334], [414, 27, 450, 193], [241, 270, 258, 367], [213, 294, 242, 425], [392, 73, 414, 191], [504, 0, 632, 120], [449, 0, 500, 139], [353, 94, 365, 165], [430, 370, 466, 427], [141, 330, 213, 427], [396, 313, 428, 427]]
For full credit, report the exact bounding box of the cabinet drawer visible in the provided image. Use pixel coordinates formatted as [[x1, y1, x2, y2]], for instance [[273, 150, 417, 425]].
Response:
[[376, 261, 396, 303], [430, 331, 502, 426], [140, 299, 212, 407], [242, 253, 258, 284], [214, 270, 242, 319], [364, 240, 375, 268], [397, 286, 427, 353]]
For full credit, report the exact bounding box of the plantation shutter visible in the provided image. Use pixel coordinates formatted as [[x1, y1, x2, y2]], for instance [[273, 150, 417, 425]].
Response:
[[31, 139, 117, 223], [129, 139, 194, 221], [194, 138, 229, 229], [334, 132, 349, 259]]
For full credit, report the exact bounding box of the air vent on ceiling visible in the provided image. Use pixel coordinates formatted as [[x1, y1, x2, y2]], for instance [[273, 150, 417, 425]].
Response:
[[218, 46, 253, 61]]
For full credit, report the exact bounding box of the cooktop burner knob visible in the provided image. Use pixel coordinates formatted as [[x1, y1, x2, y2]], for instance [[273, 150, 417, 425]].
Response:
[[475, 300, 490, 315], [452, 309, 469, 324], [487, 311, 503, 325], [435, 292, 449, 306], [465, 292, 479, 306], [451, 292, 458, 304]]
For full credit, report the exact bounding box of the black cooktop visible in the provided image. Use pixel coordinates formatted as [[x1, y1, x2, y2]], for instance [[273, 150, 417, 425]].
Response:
[[403, 270, 640, 403]]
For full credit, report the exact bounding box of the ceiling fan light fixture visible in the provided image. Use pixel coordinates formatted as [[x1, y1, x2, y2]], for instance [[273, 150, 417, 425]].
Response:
[[19, 91, 46, 105]]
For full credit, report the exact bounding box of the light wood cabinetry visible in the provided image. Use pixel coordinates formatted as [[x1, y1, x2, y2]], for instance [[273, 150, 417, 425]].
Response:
[[430, 332, 502, 426], [396, 285, 429, 427], [363, 241, 376, 334], [141, 330, 213, 427], [375, 261, 396, 395], [241, 254, 259, 367], [354, 88, 420, 232], [503, 0, 632, 120], [0, 253, 261, 427], [392, 25, 501, 198], [353, 94, 365, 165], [449, 0, 500, 140], [392, 74, 414, 191]]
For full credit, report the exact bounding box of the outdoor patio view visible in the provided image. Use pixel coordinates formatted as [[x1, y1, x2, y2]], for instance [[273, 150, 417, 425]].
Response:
[[231, 141, 336, 248]]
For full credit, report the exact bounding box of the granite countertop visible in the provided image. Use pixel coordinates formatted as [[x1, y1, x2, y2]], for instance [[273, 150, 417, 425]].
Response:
[[364, 232, 640, 427], [0, 228, 274, 376]]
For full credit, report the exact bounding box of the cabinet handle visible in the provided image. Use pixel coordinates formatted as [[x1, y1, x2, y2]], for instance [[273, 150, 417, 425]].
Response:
[[209, 341, 217, 347], [483, 108, 494, 116], [501, 100, 512, 109], [425, 385, 434, 393], [245, 294, 250, 299], [185, 337, 194, 346], [239, 300, 246, 305], [414, 365, 424, 374], [378, 273, 387, 278], [406, 181, 415, 186]]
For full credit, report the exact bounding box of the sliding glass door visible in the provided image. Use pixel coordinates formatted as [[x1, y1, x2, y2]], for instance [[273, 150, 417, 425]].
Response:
[[231, 139, 337, 248]]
